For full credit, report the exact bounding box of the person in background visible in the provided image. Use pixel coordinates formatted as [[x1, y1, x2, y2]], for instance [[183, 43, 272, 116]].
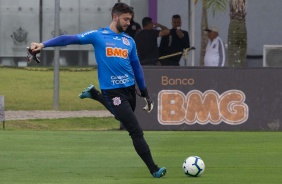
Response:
[[159, 14, 190, 66], [28, 2, 166, 178], [134, 17, 170, 65], [125, 7, 141, 38], [204, 25, 225, 66]]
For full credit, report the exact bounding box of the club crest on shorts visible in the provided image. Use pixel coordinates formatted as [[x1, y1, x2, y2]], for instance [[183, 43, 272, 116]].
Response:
[[122, 37, 130, 46], [112, 97, 121, 106]]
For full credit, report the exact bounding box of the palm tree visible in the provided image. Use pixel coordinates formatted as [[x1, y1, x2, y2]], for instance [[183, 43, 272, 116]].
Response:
[[228, 0, 247, 67], [196, 0, 227, 66], [199, 0, 208, 66]]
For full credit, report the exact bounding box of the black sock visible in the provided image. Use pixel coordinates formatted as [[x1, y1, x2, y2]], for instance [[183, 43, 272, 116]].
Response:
[[133, 136, 158, 174], [139, 151, 159, 174]]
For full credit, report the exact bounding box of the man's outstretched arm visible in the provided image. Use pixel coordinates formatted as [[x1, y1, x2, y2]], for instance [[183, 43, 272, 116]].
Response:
[[30, 35, 81, 52]]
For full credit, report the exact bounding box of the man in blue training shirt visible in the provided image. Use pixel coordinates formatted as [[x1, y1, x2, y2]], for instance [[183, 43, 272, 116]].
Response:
[[29, 2, 166, 178]]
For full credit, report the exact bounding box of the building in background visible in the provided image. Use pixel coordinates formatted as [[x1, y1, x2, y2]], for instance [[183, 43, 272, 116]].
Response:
[[0, 0, 148, 66], [1, 0, 282, 67]]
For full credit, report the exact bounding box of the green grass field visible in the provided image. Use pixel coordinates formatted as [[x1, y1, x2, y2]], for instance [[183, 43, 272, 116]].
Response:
[[0, 67, 103, 110], [0, 130, 282, 184], [1, 67, 282, 183]]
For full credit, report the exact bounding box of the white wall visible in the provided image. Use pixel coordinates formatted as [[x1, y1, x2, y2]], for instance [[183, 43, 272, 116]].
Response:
[[129, 0, 148, 25], [0, 0, 39, 57], [246, 0, 282, 55]]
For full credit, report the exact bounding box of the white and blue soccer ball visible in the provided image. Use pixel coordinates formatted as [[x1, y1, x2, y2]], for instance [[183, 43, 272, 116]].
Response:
[[182, 156, 205, 177]]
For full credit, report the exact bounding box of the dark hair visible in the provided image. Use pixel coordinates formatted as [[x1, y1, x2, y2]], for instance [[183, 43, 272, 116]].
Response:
[[142, 17, 152, 27], [111, 3, 133, 18], [172, 14, 181, 19]]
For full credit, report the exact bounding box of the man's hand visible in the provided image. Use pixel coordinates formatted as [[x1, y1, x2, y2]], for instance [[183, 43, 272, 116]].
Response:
[[27, 47, 40, 63], [143, 95, 154, 113], [30, 42, 44, 53], [176, 27, 184, 39], [27, 42, 44, 63], [140, 88, 154, 113]]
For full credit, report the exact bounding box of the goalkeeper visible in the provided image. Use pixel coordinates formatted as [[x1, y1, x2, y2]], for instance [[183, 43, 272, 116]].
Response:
[[29, 2, 166, 178]]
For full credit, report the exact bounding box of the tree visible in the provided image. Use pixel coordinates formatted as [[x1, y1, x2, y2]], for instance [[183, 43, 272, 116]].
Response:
[[228, 0, 247, 67], [199, 0, 208, 66], [195, 0, 227, 66]]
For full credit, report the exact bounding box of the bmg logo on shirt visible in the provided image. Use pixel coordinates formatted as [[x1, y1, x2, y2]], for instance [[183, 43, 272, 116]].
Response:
[[111, 74, 130, 85], [106, 47, 128, 59]]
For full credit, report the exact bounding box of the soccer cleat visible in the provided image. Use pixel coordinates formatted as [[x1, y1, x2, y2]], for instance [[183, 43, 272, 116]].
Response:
[[27, 47, 40, 63], [152, 167, 167, 178], [79, 84, 95, 99]]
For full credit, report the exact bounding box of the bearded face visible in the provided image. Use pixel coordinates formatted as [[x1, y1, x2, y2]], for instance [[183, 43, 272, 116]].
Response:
[[114, 13, 132, 33], [116, 19, 125, 32]]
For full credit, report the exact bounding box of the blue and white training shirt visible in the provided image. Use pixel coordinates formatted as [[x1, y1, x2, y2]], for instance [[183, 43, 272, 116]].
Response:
[[43, 27, 146, 90]]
